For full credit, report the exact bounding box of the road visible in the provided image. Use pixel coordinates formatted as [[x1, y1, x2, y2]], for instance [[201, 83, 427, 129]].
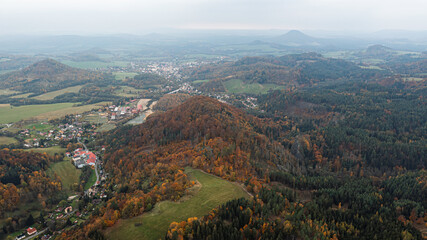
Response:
[[24, 228, 47, 240]]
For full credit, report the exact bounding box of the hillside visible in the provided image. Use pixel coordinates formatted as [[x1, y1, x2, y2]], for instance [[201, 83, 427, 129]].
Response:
[[184, 53, 387, 92], [0, 59, 109, 93]]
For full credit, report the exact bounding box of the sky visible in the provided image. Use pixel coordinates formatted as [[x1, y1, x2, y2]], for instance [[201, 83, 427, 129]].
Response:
[[0, 0, 426, 35]]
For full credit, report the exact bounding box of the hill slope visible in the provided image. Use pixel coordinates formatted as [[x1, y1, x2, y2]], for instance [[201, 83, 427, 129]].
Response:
[[0, 59, 109, 93]]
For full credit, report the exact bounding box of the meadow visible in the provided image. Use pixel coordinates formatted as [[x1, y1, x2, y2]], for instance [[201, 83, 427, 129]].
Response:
[[114, 72, 138, 80], [0, 101, 112, 124], [24, 146, 66, 155], [47, 160, 81, 194], [0, 136, 18, 145], [114, 86, 142, 97], [32, 85, 84, 100], [105, 168, 250, 240], [224, 79, 285, 94]]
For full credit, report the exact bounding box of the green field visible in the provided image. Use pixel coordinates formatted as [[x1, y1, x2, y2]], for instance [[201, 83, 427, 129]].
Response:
[[83, 114, 108, 124], [192, 79, 209, 84], [0, 103, 76, 123], [84, 169, 97, 190], [0, 89, 20, 95], [62, 60, 129, 69], [32, 85, 84, 100], [0, 136, 18, 145], [105, 168, 250, 240], [47, 160, 81, 194], [114, 72, 138, 80], [25, 122, 54, 131], [114, 86, 142, 97], [10, 92, 32, 98], [224, 79, 285, 94], [0, 102, 110, 124], [24, 146, 66, 155], [96, 123, 116, 132]]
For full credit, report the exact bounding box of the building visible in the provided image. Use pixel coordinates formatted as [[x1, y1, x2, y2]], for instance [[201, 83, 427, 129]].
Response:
[[15, 233, 26, 240], [27, 227, 37, 236]]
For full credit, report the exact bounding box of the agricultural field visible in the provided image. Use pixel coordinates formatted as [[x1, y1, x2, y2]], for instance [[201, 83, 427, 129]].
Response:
[[0, 102, 109, 124], [114, 72, 138, 80], [10, 92, 32, 98], [0, 136, 18, 145], [0, 103, 76, 123], [47, 160, 81, 194], [62, 60, 129, 69], [0, 88, 20, 95], [31, 85, 84, 100], [34, 102, 111, 120], [224, 79, 285, 94], [105, 168, 250, 240]]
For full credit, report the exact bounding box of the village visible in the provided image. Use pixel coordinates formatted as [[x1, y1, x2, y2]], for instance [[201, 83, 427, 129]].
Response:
[[2, 99, 157, 240]]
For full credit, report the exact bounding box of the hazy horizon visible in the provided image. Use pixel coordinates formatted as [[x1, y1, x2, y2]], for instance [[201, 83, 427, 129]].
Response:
[[1, 0, 426, 36]]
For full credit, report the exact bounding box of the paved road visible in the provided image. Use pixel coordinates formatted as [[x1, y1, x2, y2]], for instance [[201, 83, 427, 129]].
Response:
[[24, 228, 47, 240]]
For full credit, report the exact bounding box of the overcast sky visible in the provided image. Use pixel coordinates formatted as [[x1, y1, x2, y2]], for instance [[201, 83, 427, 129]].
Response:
[[0, 0, 426, 35]]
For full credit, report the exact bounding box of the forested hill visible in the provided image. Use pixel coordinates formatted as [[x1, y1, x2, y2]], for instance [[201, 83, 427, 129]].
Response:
[[0, 59, 110, 93], [183, 53, 386, 88], [105, 96, 298, 181]]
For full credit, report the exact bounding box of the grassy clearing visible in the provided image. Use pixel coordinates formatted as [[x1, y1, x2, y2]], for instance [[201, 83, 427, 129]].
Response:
[[403, 77, 424, 82], [10, 93, 32, 99], [0, 136, 18, 145], [47, 160, 81, 194], [0, 89, 20, 95], [224, 79, 285, 94], [192, 79, 209, 84], [114, 86, 142, 97], [83, 114, 108, 124], [359, 65, 384, 70], [84, 169, 97, 190], [62, 60, 129, 69], [24, 146, 66, 155], [105, 168, 250, 240], [114, 72, 138, 80], [32, 85, 84, 100], [96, 123, 116, 132], [25, 122, 53, 131]]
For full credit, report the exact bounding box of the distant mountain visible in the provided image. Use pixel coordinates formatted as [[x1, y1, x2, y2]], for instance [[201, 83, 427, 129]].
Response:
[[362, 44, 394, 58], [0, 59, 109, 93], [270, 30, 321, 47]]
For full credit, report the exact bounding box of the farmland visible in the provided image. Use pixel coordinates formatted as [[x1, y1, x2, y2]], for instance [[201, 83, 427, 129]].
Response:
[[32, 85, 84, 100], [105, 168, 250, 240]]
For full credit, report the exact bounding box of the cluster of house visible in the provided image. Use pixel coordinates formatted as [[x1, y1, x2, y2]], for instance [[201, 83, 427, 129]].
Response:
[[67, 148, 97, 169], [108, 99, 143, 121], [20, 122, 93, 148]]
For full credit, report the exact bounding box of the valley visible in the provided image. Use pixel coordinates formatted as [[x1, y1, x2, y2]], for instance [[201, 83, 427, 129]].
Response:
[[0, 32, 426, 240]]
